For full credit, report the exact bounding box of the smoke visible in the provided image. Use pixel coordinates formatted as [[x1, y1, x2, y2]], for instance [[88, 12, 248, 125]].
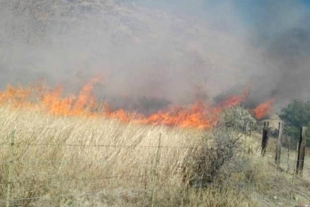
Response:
[[243, 1, 310, 109], [0, 0, 309, 113]]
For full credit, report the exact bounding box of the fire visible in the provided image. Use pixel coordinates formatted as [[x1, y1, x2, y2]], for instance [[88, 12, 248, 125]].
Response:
[[217, 85, 250, 108], [253, 98, 275, 120], [137, 102, 219, 129], [103, 102, 218, 129], [0, 77, 272, 130]]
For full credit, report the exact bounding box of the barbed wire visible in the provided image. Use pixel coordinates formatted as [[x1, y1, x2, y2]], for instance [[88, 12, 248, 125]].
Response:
[[0, 184, 161, 204], [11, 174, 146, 183], [0, 192, 86, 203], [0, 157, 186, 165], [0, 174, 148, 188], [0, 142, 197, 149]]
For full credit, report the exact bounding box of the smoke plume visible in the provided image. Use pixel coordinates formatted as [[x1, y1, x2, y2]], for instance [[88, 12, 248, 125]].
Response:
[[0, 0, 309, 113]]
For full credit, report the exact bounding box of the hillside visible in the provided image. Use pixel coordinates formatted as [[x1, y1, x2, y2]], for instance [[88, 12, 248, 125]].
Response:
[[0, 1, 310, 206], [0, 0, 264, 108]]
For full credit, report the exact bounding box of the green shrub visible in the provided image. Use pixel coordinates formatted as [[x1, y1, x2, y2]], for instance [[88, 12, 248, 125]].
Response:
[[220, 106, 257, 133], [279, 99, 310, 143], [183, 127, 243, 188]]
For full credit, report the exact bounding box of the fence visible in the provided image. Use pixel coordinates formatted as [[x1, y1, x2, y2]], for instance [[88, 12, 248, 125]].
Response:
[[1, 122, 309, 206], [259, 120, 309, 177], [0, 131, 204, 207]]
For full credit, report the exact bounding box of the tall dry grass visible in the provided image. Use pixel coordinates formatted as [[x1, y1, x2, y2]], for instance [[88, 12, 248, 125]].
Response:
[[0, 106, 266, 206], [0, 106, 200, 205]]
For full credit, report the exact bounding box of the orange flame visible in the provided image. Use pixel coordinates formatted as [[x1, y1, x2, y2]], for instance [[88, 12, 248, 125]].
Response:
[[253, 98, 275, 120], [0, 77, 269, 130], [138, 102, 219, 129]]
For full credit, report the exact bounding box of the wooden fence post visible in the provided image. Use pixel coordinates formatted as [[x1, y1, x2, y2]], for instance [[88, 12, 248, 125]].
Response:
[[6, 130, 15, 207], [261, 121, 269, 156], [243, 121, 249, 157], [287, 134, 291, 172], [296, 127, 307, 176], [275, 121, 283, 168], [151, 133, 161, 207]]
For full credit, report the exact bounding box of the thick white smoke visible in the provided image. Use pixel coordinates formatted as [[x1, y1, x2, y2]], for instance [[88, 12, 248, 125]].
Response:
[[0, 0, 309, 113]]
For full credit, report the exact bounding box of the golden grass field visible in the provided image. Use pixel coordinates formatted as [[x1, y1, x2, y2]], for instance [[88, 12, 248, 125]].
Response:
[[0, 105, 310, 207]]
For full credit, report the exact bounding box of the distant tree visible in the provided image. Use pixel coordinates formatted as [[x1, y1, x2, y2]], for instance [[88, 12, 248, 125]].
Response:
[[279, 100, 310, 141]]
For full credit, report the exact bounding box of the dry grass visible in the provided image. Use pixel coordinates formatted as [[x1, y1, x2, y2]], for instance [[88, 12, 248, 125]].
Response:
[[0, 106, 254, 206], [0, 106, 201, 204], [0, 106, 310, 206]]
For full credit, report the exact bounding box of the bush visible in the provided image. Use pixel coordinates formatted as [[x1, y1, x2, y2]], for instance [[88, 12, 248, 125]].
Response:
[[279, 99, 310, 142], [220, 105, 257, 134], [183, 127, 243, 188]]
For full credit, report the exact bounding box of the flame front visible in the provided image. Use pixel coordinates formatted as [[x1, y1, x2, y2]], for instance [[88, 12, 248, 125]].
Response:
[[253, 98, 275, 120], [0, 77, 273, 129]]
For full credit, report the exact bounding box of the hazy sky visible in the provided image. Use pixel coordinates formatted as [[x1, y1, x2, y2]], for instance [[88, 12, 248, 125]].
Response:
[[119, 0, 310, 38]]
